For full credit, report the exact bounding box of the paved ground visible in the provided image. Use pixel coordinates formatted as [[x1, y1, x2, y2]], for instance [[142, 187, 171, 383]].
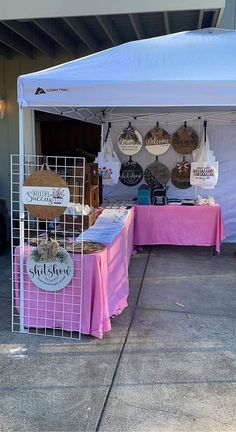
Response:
[[0, 244, 236, 431]]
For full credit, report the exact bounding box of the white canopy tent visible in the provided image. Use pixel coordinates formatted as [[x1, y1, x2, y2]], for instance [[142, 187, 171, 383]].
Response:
[[18, 27, 236, 120], [17, 27, 236, 242]]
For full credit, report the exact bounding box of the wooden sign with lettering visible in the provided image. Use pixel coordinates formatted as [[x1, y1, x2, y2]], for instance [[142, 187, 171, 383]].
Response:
[[118, 125, 143, 156], [171, 160, 191, 189], [23, 168, 70, 220], [144, 161, 170, 187], [119, 158, 143, 186], [27, 245, 74, 291], [172, 125, 198, 155], [145, 126, 171, 155]]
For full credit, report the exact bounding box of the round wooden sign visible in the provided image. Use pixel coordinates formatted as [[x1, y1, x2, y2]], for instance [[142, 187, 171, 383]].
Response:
[[118, 125, 142, 156], [27, 246, 74, 291], [145, 126, 171, 155], [171, 161, 191, 189], [119, 159, 143, 186], [144, 161, 170, 187], [23, 168, 70, 220], [65, 241, 106, 254], [172, 125, 198, 155]]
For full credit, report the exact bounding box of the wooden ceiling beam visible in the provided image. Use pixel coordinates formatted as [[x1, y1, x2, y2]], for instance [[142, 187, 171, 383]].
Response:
[[0, 23, 33, 57], [3, 20, 55, 57], [163, 11, 170, 34], [33, 18, 78, 55], [128, 14, 145, 39], [0, 42, 12, 59], [96, 15, 122, 46], [63, 17, 99, 52]]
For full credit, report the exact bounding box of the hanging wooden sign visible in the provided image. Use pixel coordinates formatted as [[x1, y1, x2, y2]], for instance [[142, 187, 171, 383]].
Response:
[[117, 124, 142, 156], [171, 160, 191, 189], [172, 125, 198, 155], [27, 241, 74, 291], [144, 161, 170, 187], [119, 158, 143, 186], [22, 166, 70, 220], [145, 126, 171, 155]]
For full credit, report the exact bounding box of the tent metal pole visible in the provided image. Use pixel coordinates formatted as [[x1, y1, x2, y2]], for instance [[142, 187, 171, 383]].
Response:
[[100, 123, 105, 151], [19, 107, 25, 333]]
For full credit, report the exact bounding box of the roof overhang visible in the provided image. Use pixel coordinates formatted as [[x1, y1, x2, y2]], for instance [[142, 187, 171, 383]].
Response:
[[0, 0, 225, 59], [0, 0, 225, 20]]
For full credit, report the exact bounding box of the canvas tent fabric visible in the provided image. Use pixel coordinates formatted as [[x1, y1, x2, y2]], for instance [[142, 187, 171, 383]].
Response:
[[18, 27, 236, 115]]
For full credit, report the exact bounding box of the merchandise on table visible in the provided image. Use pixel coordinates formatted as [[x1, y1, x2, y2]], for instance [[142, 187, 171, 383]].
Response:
[[167, 198, 182, 205], [181, 199, 195, 205], [152, 184, 168, 205], [138, 184, 152, 205], [195, 195, 216, 206]]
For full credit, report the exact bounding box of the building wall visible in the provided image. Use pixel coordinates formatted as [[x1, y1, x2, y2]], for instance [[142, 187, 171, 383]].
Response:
[[0, 53, 73, 208], [219, 0, 236, 28]]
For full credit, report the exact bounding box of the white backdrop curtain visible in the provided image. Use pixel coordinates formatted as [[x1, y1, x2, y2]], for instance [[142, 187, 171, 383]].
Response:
[[103, 117, 236, 242]]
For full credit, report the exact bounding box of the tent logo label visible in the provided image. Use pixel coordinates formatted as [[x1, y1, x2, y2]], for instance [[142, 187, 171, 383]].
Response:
[[35, 87, 69, 95], [35, 87, 46, 95]]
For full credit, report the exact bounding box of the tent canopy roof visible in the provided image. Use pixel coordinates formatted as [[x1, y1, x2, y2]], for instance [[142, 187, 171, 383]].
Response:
[[18, 27, 236, 123]]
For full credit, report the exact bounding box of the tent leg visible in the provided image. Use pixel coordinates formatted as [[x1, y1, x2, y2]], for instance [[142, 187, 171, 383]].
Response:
[[100, 123, 104, 151], [19, 107, 25, 333]]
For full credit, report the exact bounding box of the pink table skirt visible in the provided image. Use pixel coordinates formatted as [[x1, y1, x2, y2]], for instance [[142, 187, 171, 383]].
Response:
[[14, 208, 134, 339], [134, 205, 225, 254]]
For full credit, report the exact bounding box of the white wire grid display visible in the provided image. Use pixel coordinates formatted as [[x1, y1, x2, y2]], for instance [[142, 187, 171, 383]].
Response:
[[11, 155, 85, 340]]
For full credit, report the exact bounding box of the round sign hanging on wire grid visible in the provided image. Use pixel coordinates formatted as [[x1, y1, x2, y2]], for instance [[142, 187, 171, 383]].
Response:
[[172, 125, 198, 155], [145, 126, 171, 156], [117, 124, 143, 156], [144, 161, 170, 187], [171, 160, 191, 189], [27, 245, 74, 291], [22, 166, 70, 220], [119, 158, 143, 186]]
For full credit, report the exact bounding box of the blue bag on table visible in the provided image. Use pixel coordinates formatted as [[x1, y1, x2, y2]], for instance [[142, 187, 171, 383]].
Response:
[[138, 184, 152, 205]]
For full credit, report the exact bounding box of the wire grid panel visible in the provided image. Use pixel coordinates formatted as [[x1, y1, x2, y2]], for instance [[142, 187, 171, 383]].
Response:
[[11, 155, 85, 340]]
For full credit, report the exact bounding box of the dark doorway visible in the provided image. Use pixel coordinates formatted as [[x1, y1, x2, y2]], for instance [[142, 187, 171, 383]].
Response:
[[35, 111, 101, 162]]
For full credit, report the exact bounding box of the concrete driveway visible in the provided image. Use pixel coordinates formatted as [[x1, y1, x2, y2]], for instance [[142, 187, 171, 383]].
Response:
[[0, 244, 236, 431]]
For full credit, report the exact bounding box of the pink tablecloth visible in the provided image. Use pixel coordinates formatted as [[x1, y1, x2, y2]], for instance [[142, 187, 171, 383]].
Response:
[[134, 205, 225, 253], [14, 208, 134, 338]]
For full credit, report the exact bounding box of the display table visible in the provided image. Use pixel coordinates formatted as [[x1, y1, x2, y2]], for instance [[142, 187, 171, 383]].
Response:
[[14, 208, 134, 338], [134, 204, 225, 253]]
